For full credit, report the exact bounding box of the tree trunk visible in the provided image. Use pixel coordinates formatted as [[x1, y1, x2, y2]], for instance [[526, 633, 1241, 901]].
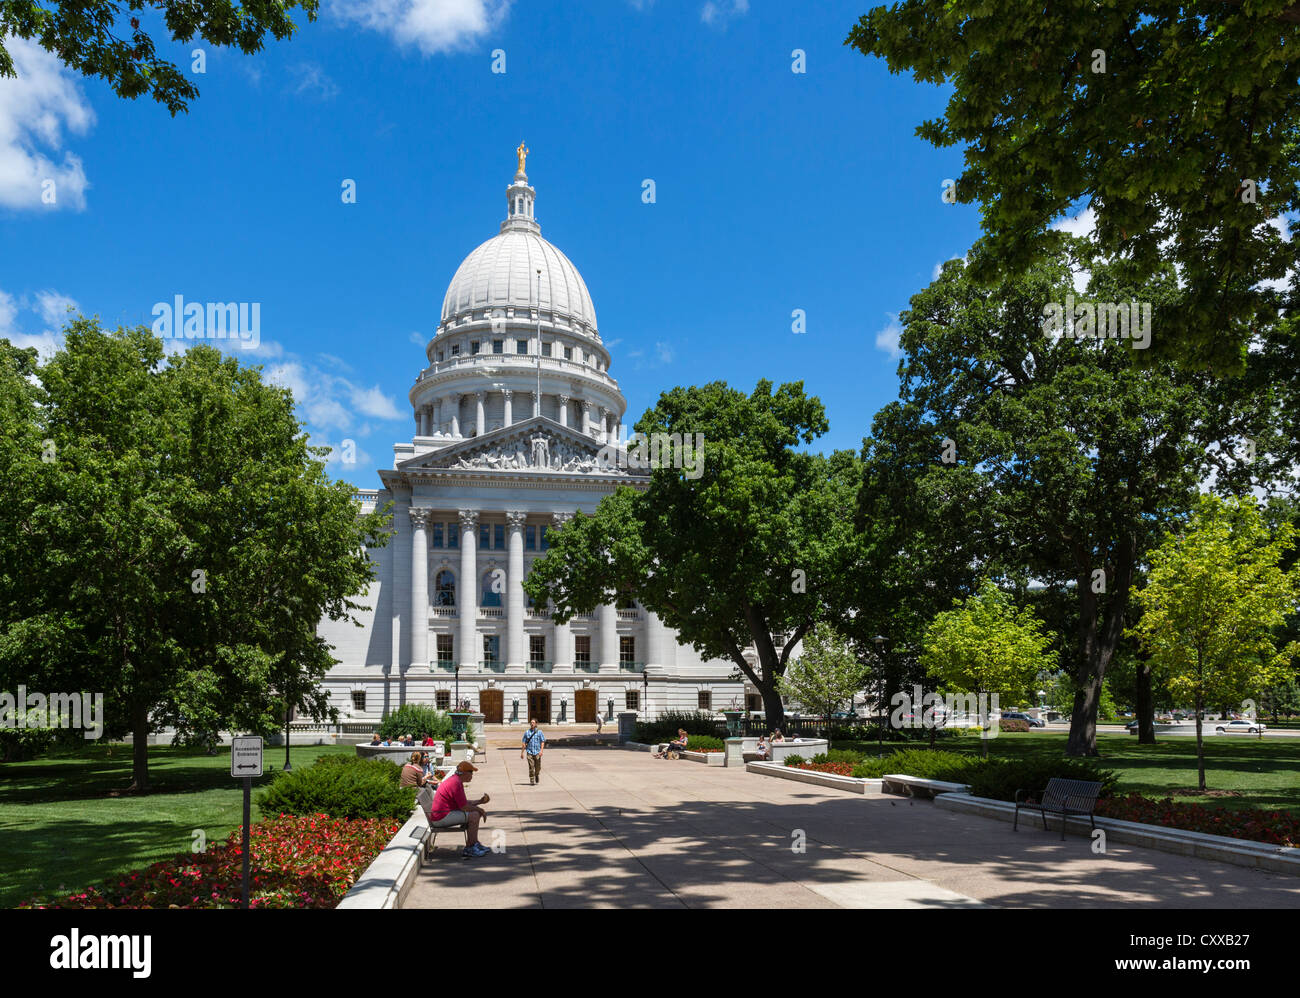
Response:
[[1194, 692, 1207, 791], [1135, 660, 1156, 744], [760, 682, 785, 733], [129, 701, 151, 794], [1066, 678, 1101, 757]]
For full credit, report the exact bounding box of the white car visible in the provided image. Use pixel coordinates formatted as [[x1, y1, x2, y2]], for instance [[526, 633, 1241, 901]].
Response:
[[1215, 719, 1266, 734]]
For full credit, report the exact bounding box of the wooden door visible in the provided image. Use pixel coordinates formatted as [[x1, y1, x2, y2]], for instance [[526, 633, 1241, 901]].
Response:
[[527, 690, 551, 724], [480, 688, 503, 724], [574, 689, 597, 723]]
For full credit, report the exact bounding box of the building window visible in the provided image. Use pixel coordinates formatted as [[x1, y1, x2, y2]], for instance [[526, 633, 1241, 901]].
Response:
[[493, 340, 503, 354], [483, 634, 500, 663], [540, 526, 550, 551], [541, 342, 551, 357], [450, 344, 460, 356], [431, 522, 444, 548], [435, 351, 443, 363], [351, 691, 366, 712], [698, 691, 712, 711], [473, 341, 483, 355], [626, 690, 640, 710], [436, 690, 451, 710], [480, 523, 490, 549], [482, 571, 502, 608], [517, 339, 528, 354], [447, 522, 458, 548], [620, 636, 636, 664], [564, 346, 572, 360], [437, 634, 453, 663], [530, 635, 546, 663], [494, 523, 505, 549], [574, 636, 591, 664], [434, 570, 456, 607], [525, 524, 536, 550]]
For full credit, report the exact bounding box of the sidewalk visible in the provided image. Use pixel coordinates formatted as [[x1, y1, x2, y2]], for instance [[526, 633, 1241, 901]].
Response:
[[402, 746, 1300, 909]]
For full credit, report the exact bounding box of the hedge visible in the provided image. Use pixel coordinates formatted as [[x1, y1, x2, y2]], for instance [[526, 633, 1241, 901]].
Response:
[[256, 755, 417, 820]]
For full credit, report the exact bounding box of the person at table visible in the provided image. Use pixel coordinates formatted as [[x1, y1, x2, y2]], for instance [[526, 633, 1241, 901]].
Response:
[[428, 761, 491, 859]]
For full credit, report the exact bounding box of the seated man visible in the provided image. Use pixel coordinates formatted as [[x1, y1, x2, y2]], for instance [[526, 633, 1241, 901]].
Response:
[[379, 736, 392, 747], [427, 761, 491, 859]]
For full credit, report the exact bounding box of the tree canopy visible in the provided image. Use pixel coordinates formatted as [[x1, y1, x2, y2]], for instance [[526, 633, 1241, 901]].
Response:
[[0, 0, 318, 114], [846, 1, 1300, 372]]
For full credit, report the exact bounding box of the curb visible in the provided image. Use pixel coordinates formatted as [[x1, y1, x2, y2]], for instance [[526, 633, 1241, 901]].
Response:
[[746, 761, 884, 794], [336, 809, 427, 909]]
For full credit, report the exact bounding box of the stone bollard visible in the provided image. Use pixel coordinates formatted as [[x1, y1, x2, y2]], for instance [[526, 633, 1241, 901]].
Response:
[[616, 711, 637, 745], [724, 737, 745, 768], [468, 713, 486, 756]]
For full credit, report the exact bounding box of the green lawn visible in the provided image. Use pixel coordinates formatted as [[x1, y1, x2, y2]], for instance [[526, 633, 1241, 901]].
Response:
[[0, 741, 353, 908], [840, 732, 1300, 813]]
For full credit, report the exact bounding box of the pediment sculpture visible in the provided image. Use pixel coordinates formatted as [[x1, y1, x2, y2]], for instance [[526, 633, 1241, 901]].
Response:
[[439, 431, 625, 475]]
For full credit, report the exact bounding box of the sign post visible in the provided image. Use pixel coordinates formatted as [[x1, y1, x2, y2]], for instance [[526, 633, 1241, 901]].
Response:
[[230, 735, 263, 910]]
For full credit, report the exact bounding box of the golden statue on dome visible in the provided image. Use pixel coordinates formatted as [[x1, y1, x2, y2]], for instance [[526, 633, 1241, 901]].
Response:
[[516, 141, 529, 177]]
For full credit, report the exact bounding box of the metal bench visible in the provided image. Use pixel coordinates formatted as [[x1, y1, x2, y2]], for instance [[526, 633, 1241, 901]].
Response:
[[1014, 777, 1103, 840]]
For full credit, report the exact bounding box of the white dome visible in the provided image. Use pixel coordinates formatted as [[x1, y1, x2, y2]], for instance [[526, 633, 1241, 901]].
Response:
[[440, 228, 598, 334]]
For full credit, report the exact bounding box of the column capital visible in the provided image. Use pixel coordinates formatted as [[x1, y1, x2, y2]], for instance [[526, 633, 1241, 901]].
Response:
[[558, 394, 570, 405], [408, 507, 433, 529], [502, 388, 513, 399], [580, 399, 592, 412], [506, 510, 527, 531], [458, 509, 480, 530], [551, 511, 574, 528]]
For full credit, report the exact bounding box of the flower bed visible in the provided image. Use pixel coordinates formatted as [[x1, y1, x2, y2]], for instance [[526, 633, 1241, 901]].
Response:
[[19, 813, 400, 909], [1095, 793, 1300, 849], [792, 761, 856, 776]]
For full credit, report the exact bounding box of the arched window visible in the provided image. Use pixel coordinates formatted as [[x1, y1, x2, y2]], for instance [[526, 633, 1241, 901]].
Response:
[[434, 570, 456, 607], [482, 570, 503, 608]]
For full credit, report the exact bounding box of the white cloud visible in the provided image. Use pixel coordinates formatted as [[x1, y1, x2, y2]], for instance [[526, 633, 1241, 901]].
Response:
[[874, 314, 902, 359], [350, 384, 404, 421], [0, 35, 94, 211], [0, 286, 80, 359], [288, 62, 339, 100], [409, 330, 426, 346], [332, 0, 513, 56], [931, 255, 965, 281], [653, 341, 674, 364], [701, 0, 749, 26], [1051, 207, 1096, 240]]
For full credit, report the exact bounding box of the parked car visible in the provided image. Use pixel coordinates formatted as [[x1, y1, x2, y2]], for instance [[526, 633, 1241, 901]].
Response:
[[1215, 719, 1266, 735], [1000, 712, 1046, 728]]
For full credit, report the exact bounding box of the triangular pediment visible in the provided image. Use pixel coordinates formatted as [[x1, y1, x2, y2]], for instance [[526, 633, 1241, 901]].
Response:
[[399, 416, 644, 478]]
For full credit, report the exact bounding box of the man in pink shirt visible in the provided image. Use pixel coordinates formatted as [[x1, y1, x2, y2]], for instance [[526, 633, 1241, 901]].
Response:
[[427, 761, 491, 858]]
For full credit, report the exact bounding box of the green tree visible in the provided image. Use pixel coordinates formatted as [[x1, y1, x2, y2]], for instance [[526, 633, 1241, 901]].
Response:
[[846, 1, 1300, 372], [921, 580, 1057, 756], [1130, 495, 1300, 789], [525, 380, 863, 731], [0, 320, 389, 791], [1, 0, 319, 114], [863, 244, 1263, 755], [777, 622, 869, 746]]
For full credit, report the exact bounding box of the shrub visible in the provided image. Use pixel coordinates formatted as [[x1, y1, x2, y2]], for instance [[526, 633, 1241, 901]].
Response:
[[634, 711, 724, 744], [783, 754, 806, 767], [683, 734, 724, 751], [965, 758, 1118, 803], [376, 704, 454, 742], [812, 749, 863, 766], [999, 718, 1031, 733], [849, 749, 978, 781], [256, 755, 416, 820]]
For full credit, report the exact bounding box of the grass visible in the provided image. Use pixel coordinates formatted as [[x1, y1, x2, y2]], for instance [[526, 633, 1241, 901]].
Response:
[[0, 741, 353, 908], [838, 732, 1300, 814]]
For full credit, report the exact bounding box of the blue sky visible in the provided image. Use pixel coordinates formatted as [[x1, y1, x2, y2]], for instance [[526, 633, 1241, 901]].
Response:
[[0, 0, 986, 480]]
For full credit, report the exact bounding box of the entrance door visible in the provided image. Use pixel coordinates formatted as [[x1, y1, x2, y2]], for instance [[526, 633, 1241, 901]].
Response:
[[574, 689, 597, 723], [526, 690, 551, 724], [480, 688, 503, 724]]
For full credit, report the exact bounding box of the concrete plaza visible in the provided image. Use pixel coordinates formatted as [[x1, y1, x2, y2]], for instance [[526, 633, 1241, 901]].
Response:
[[404, 741, 1300, 909]]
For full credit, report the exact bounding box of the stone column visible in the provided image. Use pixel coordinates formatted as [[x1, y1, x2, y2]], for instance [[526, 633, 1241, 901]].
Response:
[[458, 510, 479, 668], [581, 400, 592, 437], [502, 389, 513, 428], [558, 395, 569, 428], [475, 392, 485, 436], [434, 399, 443, 433], [450, 395, 461, 437], [598, 602, 619, 672], [551, 512, 573, 669], [506, 511, 526, 670], [599, 406, 610, 443], [408, 508, 431, 668]]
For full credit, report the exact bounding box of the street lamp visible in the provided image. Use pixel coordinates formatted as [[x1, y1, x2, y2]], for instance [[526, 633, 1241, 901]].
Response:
[[873, 635, 887, 758]]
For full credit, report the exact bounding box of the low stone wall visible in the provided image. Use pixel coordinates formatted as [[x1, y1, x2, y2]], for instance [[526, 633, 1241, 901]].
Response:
[[355, 745, 436, 766], [336, 808, 427, 909], [746, 760, 883, 794]]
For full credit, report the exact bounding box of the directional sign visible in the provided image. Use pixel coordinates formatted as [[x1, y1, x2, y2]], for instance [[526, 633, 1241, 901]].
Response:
[[230, 735, 263, 778]]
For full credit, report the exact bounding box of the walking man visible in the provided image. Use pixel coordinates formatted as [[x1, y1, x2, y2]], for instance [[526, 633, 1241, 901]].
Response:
[[521, 717, 546, 785]]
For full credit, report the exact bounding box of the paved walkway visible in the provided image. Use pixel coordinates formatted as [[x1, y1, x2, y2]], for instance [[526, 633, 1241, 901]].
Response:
[[404, 746, 1300, 909]]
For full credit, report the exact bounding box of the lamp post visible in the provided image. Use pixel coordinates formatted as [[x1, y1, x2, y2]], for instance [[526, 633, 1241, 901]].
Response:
[[642, 666, 649, 721], [455, 664, 461, 709], [873, 634, 887, 758]]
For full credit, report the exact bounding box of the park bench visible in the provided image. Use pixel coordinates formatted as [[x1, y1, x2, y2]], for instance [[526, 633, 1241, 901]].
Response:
[[1014, 777, 1103, 840], [415, 784, 468, 860], [880, 774, 969, 798]]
